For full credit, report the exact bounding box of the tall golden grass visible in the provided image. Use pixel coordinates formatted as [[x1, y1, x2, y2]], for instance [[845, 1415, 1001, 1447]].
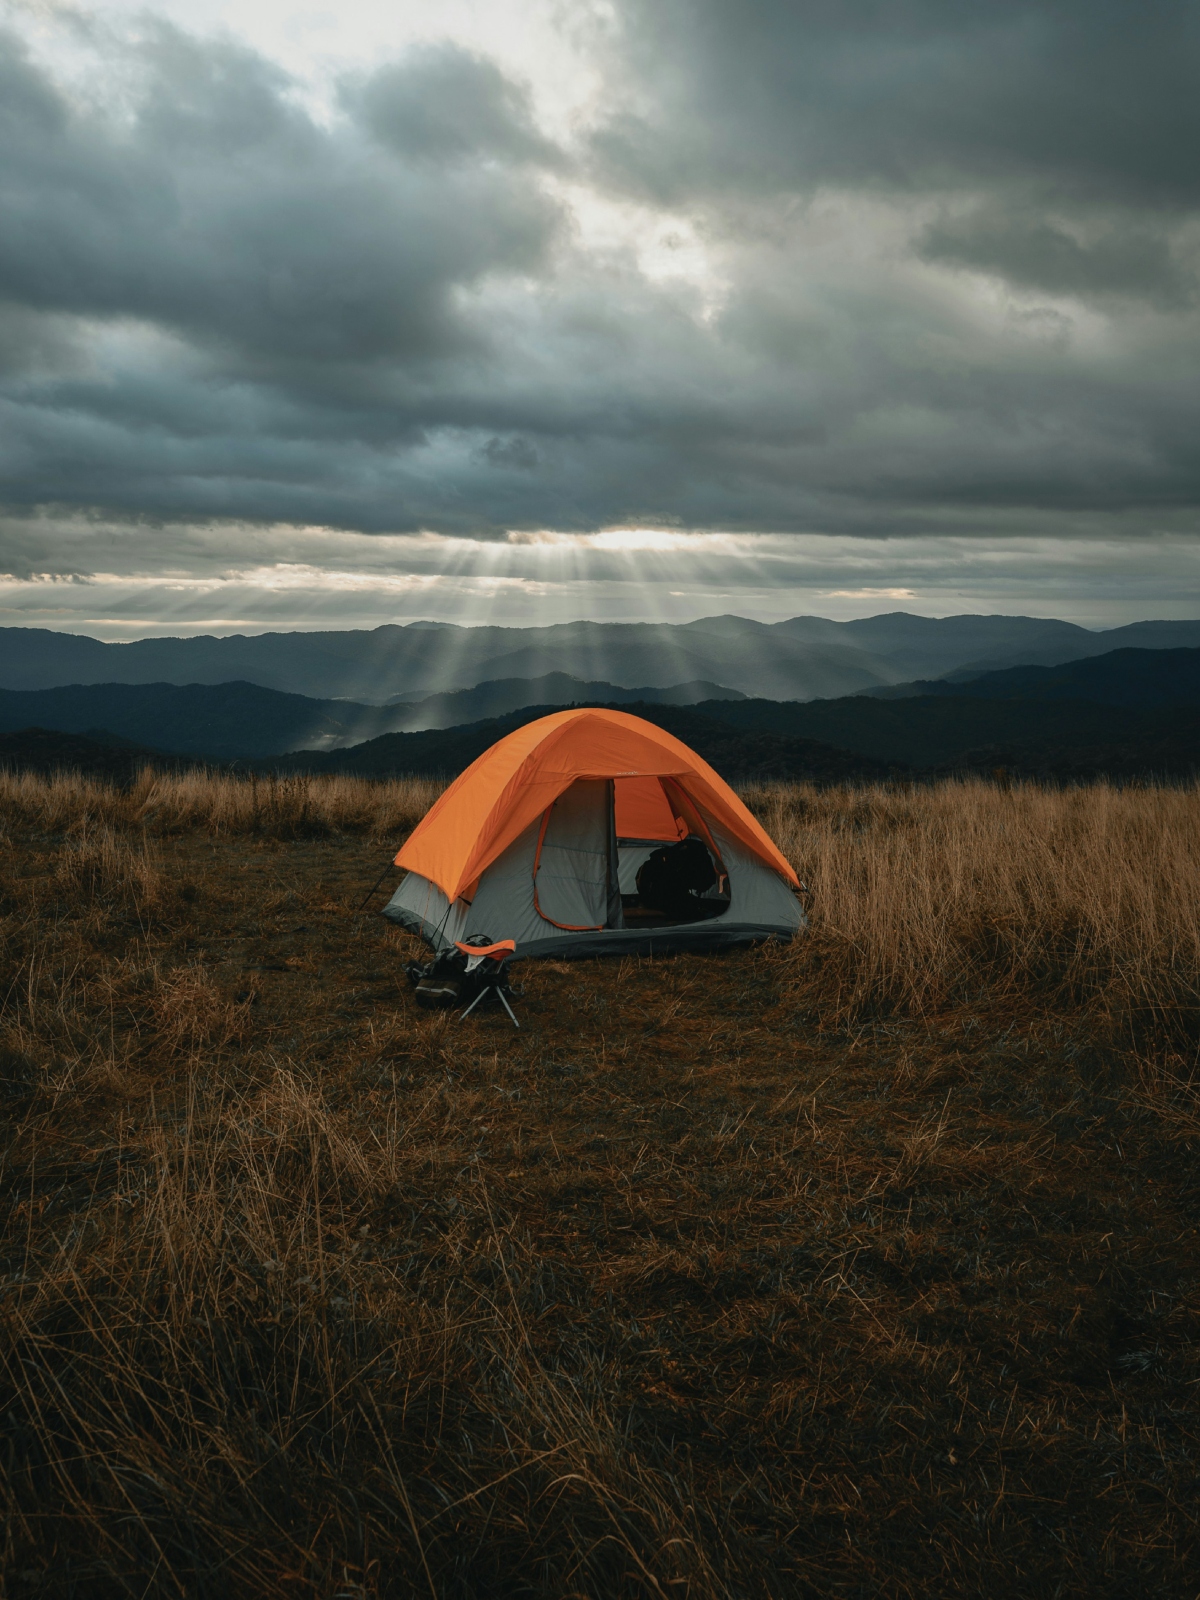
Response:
[[2, 770, 1198, 1595], [0, 767, 442, 839], [745, 777, 1200, 1044]]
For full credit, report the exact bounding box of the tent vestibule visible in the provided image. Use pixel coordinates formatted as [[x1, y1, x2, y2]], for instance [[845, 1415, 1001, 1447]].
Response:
[[383, 708, 804, 960]]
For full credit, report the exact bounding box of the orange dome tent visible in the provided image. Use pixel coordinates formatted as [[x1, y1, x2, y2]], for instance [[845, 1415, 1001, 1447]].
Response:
[[384, 707, 804, 960]]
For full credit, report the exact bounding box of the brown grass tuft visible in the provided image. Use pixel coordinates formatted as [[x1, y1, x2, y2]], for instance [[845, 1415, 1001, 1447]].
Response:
[[149, 963, 254, 1056], [53, 824, 166, 917]]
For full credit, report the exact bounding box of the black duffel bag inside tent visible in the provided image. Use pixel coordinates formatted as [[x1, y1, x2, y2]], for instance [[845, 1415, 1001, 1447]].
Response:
[[635, 835, 718, 918]]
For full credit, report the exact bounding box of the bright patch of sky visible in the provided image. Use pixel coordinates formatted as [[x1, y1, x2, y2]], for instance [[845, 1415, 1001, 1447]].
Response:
[[5, 519, 1200, 639]]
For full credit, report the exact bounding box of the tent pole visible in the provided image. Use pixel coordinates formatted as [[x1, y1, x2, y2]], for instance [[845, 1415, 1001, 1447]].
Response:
[[606, 778, 623, 929], [356, 864, 394, 911]]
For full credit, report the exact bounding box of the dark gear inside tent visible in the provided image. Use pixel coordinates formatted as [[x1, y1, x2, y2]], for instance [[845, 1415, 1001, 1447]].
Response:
[[383, 708, 804, 961]]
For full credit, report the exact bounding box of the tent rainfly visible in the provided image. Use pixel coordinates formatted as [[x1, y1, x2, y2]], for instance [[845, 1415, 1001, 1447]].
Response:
[[383, 708, 804, 960]]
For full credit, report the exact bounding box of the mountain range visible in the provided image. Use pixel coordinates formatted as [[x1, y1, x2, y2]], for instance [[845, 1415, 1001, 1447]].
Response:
[[267, 674, 1200, 783], [873, 647, 1200, 707], [7, 613, 1200, 703], [256, 641, 1200, 779], [0, 675, 741, 761], [3, 618, 1200, 781]]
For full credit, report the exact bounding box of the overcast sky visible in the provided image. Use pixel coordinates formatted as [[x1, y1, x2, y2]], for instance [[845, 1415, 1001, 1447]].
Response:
[[2, 0, 1198, 637]]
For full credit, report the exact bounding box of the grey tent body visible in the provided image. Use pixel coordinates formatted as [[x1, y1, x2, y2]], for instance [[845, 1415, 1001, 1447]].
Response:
[[383, 775, 804, 961]]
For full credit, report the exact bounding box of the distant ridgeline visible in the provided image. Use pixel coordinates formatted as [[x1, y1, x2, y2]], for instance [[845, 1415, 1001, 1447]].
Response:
[[5, 613, 1200, 701], [1, 639, 1199, 782]]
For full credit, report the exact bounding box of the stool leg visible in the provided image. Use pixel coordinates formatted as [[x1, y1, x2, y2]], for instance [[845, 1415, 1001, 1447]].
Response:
[[458, 986, 489, 1020], [497, 989, 520, 1028]]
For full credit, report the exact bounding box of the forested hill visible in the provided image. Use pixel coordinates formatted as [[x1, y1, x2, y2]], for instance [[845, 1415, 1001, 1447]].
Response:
[[683, 694, 1200, 776], [874, 645, 1200, 706], [270, 704, 898, 784], [274, 695, 1200, 783]]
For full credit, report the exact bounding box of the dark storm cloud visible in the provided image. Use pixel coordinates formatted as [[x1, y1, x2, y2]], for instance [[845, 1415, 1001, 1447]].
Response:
[[0, 27, 558, 368], [0, 3, 1198, 557], [591, 0, 1200, 307], [919, 207, 1195, 308], [592, 0, 1200, 208], [0, 20, 580, 528]]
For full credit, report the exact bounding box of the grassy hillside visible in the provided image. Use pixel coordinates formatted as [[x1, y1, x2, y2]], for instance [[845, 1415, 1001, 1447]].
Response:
[[0, 769, 1196, 1596]]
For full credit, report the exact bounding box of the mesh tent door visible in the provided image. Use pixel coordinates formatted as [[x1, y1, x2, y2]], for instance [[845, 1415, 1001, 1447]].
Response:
[[533, 779, 614, 931]]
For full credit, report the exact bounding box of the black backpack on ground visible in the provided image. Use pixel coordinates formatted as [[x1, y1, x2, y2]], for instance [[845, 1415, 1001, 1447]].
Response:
[[635, 835, 718, 918], [407, 947, 469, 1008]]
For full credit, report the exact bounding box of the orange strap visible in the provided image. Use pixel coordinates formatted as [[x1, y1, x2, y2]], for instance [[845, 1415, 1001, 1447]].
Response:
[[454, 939, 515, 959], [531, 805, 605, 932]]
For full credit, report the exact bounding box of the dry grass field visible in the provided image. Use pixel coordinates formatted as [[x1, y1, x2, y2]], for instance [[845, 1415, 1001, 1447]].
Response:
[[1, 770, 1198, 1598]]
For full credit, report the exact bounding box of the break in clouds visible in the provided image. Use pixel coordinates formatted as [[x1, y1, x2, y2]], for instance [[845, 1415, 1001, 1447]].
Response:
[[1, 0, 1200, 626]]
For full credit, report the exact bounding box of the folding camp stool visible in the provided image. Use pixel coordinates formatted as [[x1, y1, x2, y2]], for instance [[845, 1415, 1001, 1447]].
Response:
[[455, 940, 520, 1028]]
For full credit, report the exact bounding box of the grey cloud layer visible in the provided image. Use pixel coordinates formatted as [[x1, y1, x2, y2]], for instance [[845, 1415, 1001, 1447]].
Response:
[[595, 0, 1200, 308], [595, 3, 1200, 208], [0, 28, 558, 366], [0, 3, 1198, 554]]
